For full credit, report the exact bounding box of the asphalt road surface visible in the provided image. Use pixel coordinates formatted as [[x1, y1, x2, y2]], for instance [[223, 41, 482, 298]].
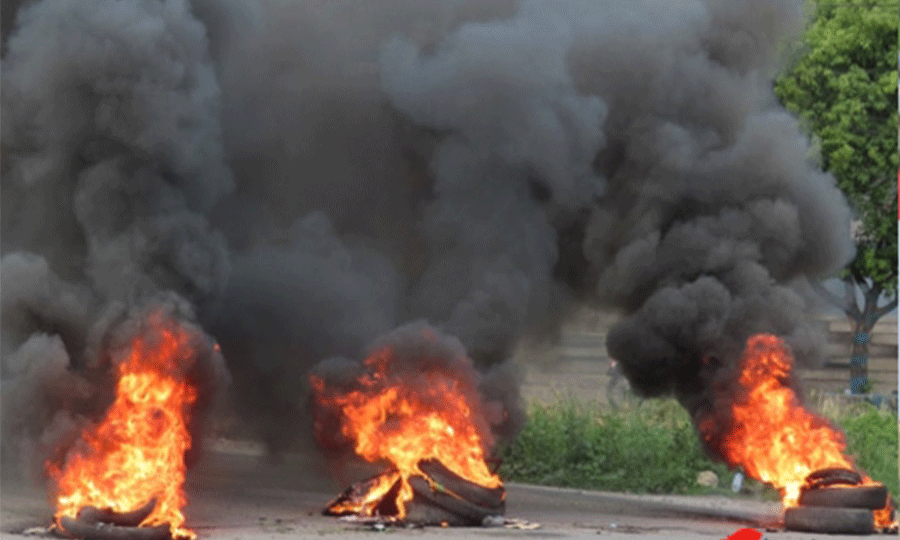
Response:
[[1, 442, 888, 540]]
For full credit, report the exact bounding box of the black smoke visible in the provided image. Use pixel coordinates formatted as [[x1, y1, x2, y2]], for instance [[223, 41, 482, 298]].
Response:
[[1, 0, 231, 479], [2, 0, 852, 474]]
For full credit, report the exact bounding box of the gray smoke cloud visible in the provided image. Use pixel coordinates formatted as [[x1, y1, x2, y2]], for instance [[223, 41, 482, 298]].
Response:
[[380, 0, 607, 366], [565, 0, 853, 454], [1, 0, 230, 479], [2, 0, 232, 303], [3, 0, 852, 474], [204, 211, 401, 452]]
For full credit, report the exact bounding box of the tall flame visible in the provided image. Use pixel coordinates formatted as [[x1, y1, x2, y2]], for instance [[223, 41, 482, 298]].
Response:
[[48, 314, 199, 539], [718, 334, 894, 529], [720, 334, 852, 506], [311, 343, 501, 519]]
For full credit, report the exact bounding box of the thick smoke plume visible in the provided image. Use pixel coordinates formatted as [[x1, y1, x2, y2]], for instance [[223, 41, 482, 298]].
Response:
[[3, 0, 852, 474], [1, 0, 230, 478]]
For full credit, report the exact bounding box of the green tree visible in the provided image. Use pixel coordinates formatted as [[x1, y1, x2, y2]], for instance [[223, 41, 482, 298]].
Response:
[[775, 0, 897, 393]]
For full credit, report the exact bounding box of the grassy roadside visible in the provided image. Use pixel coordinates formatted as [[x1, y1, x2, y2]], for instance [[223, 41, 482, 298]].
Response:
[[839, 406, 899, 499], [497, 398, 898, 502]]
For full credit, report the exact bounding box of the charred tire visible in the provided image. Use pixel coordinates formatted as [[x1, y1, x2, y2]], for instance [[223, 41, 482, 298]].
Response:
[[403, 500, 471, 527], [78, 499, 158, 527], [409, 476, 502, 526], [323, 474, 401, 516], [58, 517, 172, 540], [418, 460, 505, 510], [798, 484, 888, 509], [783, 506, 874, 535], [804, 468, 862, 490]]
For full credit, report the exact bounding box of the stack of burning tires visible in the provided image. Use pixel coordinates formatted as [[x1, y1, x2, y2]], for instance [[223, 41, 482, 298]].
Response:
[[784, 468, 894, 535]]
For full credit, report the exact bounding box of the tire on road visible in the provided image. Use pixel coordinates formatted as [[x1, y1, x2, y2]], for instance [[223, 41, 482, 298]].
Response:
[[803, 468, 862, 490], [58, 516, 172, 540], [409, 476, 501, 526], [798, 484, 888, 509], [418, 459, 505, 511], [783, 506, 875, 535], [77, 498, 158, 527]]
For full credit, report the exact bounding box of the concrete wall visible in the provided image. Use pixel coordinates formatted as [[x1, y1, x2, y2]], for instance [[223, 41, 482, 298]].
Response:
[[808, 318, 897, 393], [513, 311, 898, 407]]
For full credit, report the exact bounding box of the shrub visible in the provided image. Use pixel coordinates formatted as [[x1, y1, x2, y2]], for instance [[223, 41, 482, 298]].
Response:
[[839, 406, 898, 501], [498, 398, 898, 501], [498, 399, 732, 494]]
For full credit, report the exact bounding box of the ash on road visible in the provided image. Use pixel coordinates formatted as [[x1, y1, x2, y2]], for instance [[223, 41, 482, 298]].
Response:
[[0, 443, 879, 540]]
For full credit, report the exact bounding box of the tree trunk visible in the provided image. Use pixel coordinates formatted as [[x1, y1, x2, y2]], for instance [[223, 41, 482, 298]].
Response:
[[814, 276, 896, 395], [846, 278, 896, 394], [848, 315, 873, 394]]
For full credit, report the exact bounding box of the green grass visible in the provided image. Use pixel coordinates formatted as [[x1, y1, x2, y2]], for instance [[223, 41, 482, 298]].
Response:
[[498, 398, 898, 502], [498, 399, 733, 494], [839, 407, 898, 500]]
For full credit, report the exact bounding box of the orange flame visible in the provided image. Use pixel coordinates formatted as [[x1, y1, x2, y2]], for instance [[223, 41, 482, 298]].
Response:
[[720, 334, 894, 529], [48, 314, 199, 539], [721, 334, 852, 506], [311, 344, 501, 518]]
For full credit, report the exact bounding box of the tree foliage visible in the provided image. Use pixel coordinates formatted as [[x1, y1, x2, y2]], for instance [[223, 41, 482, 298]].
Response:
[[775, 0, 898, 286], [774, 0, 897, 392], [775, 0, 898, 293]]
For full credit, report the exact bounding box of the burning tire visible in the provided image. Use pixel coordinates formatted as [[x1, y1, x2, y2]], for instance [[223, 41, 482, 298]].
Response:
[[418, 459, 505, 511], [323, 460, 506, 526], [312, 327, 507, 527], [408, 476, 503, 526], [783, 506, 875, 535], [803, 468, 862, 490], [56, 499, 174, 540], [58, 517, 172, 540], [403, 498, 476, 527], [798, 484, 888, 509], [76, 499, 158, 528]]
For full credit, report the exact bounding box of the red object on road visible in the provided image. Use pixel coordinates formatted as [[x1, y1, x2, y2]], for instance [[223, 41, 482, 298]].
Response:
[[723, 528, 763, 540]]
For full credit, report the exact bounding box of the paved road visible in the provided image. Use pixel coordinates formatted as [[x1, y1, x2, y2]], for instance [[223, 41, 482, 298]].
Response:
[[0, 444, 885, 540]]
